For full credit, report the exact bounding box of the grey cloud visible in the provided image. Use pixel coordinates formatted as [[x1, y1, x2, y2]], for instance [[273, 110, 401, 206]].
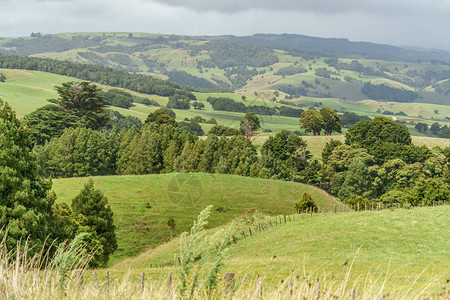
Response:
[[0, 0, 450, 50], [149, 0, 450, 14]]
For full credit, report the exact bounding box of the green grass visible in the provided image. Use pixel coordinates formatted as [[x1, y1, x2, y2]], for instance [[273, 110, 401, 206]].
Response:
[[222, 206, 450, 290], [52, 173, 343, 265], [0, 69, 81, 117], [116, 206, 450, 293]]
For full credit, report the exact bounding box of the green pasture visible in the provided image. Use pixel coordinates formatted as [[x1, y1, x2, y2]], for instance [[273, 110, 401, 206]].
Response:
[[52, 173, 342, 264]]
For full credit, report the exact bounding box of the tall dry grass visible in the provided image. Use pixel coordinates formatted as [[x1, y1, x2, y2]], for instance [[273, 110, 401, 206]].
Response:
[[0, 231, 448, 299]]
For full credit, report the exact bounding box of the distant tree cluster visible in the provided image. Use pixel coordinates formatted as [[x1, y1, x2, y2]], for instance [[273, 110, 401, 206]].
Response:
[[361, 82, 418, 102], [0, 73, 6, 82], [417, 122, 450, 138], [275, 65, 307, 76], [166, 70, 217, 89], [194, 40, 279, 69], [340, 112, 371, 128], [314, 67, 335, 79], [166, 90, 197, 110], [300, 107, 342, 135], [223, 67, 259, 89], [324, 58, 385, 77], [206, 96, 303, 117], [100, 89, 135, 108]]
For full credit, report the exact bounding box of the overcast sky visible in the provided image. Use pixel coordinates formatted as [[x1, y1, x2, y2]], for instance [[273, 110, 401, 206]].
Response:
[[1, 0, 450, 50]]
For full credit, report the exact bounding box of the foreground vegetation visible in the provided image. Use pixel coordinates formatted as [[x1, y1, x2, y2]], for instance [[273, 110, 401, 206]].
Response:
[[1, 206, 448, 299]]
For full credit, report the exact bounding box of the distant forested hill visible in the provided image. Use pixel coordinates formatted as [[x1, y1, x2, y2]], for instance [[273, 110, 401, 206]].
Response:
[[1, 32, 450, 109]]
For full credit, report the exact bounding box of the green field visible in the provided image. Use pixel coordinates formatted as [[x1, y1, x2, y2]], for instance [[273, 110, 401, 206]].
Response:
[[52, 173, 344, 264], [113, 206, 450, 293]]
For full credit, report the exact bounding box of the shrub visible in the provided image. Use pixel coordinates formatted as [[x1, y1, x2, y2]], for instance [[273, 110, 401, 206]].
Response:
[[71, 179, 117, 267], [294, 192, 318, 212]]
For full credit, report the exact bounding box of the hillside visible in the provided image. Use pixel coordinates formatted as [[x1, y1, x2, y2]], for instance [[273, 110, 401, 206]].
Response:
[[52, 173, 344, 264], [2, 68, 449, 138], [114, 206, 450, 292], [1, 32, 449, 136]]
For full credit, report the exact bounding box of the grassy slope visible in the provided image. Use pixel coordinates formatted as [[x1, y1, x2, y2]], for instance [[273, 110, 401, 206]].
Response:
[[222, 206, 450, 291], [52, 173, 343, 264], [116, 206, 450, 292], [0, 69, 80, 117]]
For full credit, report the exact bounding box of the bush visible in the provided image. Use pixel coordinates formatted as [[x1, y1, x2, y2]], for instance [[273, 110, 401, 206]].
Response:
[[71, 180, 117, 267], [294, 192, 318, 212]]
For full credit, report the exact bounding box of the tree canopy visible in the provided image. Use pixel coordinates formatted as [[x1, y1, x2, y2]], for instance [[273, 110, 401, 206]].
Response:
[[0, 99, 56, 255]]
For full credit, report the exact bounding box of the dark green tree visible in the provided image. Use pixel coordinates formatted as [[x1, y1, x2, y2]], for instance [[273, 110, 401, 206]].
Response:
[[71, 179, 117, 267], [0, 99, 57, 255], [179, 121, 204, 136], [430, 122, 441, 135], [299, 109, 324, 135], [345, 116, 411, 148], [320, 107, 341, 135], [260, 130, 310, 179], [414, 122, 428, 133], [240, 112, 260, 139], [168, 217, 176, 237], [294, 192, 318, 212], [25, 105, 78, 145], [322, 139, 343, 165], [145, 108, 177, 126], [337, 157, 375, 201], [49, 82, 109, 129]]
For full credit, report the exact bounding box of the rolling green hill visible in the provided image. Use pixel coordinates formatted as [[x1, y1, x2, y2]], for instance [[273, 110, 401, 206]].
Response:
[[52, 173, 344, 264], [1, 32, 450, 134], [2, 68, 449, 138], [113, 205, 450, 292]]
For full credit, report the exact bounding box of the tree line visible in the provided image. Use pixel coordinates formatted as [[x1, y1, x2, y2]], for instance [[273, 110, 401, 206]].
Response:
[[206, 96, 304, 117], [24, 82, 447, 212], [361, 82, 419, 102]]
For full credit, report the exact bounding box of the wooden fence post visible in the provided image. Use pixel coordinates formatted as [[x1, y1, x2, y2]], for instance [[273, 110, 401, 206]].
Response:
[[141, 272, 145, 293], [167, 272, 173, 294], [93, 271, 99, 288], [284, 214, 286, 223], [224, 272, 235, 294], [255, 278, 263, 298], [105, 271, 110, 294]]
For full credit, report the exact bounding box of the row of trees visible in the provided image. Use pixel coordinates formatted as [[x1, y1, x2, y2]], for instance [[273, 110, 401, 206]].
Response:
[[361, 82, 418, 103], [415, 122, 450, 138], [18, 81, 450, 211], [35, 115, 449, 207], [206, 96, 304, 117]]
